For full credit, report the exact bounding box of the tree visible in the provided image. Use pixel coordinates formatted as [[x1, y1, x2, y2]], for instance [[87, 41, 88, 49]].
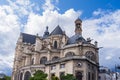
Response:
[[4, 76, 11, 80], [0, 76, 11, 80], [29, 70, 48, 80], [61, 74, 77, 80], [51, 75, 59, 80]]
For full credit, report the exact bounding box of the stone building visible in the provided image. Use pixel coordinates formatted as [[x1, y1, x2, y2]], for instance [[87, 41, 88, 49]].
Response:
[[99, 66, 112, 80], [12, 18, 99, 80]]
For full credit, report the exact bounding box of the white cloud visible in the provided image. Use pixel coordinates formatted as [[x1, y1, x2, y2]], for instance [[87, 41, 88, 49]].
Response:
[[0, 1, 21, 75], [83, 10, 120, 48], [105, 56, 112, 60]]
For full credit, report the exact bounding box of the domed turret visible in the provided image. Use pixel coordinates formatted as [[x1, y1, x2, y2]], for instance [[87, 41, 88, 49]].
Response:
[[75, 18, 82, 35]]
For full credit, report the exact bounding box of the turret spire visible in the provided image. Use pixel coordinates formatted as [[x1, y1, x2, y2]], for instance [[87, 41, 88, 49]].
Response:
[[43, 26, 49, 38]]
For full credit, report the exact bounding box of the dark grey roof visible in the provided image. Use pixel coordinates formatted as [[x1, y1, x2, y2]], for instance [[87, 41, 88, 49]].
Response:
[[21, 33, 36, 44], [67, 34, 87, 44], [75, 18, 82, 23], [50, 25, 63, 35]]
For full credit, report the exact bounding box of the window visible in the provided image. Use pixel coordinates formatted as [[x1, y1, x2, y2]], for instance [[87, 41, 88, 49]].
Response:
[[51, 73, 55, 77], [24, 71, 31, 80], [60, 72, 65, 80], [77, 62, 82, 67], [88, 72, 90, 80], [92, 73, 95, 80], [85, 51, 95, 61], [88, 64, 91, 69], [65, 52, 75, 57], [54, 41, 57, 49], [31, 58, 34, 65], [51, 65, 56, 70], [52, 56, 59, 61], [98, 76, 101, 80], [40, 57, 47, 64], [20, 73, 23, 80], [75, 71, 82, 80], [60, 64, 65, 69]]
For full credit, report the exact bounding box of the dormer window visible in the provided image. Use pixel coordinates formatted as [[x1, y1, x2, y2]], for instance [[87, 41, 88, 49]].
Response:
[[54, 41, 57, 49]]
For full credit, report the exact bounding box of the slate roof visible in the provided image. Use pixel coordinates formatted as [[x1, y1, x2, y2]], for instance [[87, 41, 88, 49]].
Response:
[[67, 34, 87, 44], [75, 18, 82, 23], [50, 25, 63, 35], [21, 33, 36, 44]]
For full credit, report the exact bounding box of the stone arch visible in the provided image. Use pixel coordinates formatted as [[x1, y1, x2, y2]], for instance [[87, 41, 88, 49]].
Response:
[[24, 71, 31, 80], [40, 56, 47, 64], [85, 51, 95, 61], [65, 52, 75, 57], [52, 56, 59, 61]]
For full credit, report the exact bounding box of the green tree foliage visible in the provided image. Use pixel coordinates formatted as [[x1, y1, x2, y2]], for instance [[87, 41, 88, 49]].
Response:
[[29, 70, 48, 80], [0, 76, 11, 80], [51, 75, 59, 80], [4, 76, 11, 80], [61, 74, 77, 80]]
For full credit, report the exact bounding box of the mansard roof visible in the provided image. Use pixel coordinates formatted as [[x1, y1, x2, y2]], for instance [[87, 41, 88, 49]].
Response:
[[21, 33, 36, 44], [50, 25, 64, 35]]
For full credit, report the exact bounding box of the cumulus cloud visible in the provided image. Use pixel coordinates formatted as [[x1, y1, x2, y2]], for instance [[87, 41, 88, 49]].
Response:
[[83, 10, 120, 48], [24, 8, 81, 35], [0, 3, 20, 75]]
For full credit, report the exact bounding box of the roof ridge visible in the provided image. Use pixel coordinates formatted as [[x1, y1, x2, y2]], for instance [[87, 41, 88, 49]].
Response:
[[21, 32, 36, 36], [50, 25, 63, 35]]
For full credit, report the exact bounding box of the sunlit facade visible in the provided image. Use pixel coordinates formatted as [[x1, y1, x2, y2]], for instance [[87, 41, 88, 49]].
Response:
[[12, 18, 99, 80]]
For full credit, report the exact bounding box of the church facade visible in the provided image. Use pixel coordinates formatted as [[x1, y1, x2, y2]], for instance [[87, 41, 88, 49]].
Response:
[[12, 18, 99, 80]]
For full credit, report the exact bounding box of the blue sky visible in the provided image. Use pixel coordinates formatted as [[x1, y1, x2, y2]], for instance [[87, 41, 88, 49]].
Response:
[[0, 0, 120, 76]]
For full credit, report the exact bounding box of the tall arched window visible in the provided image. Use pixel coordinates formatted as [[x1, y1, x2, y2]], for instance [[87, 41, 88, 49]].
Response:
[[75, 71, 82, 80], [24, 71, 31, 80], [54, 41, 57, 49], [52, 56, 59, 61], [85, 51, 95, 61], [40, 57, 47, 64], [31, 58, 34, 65], [20, 73, 23, 80], [65, 52, 75, 57]]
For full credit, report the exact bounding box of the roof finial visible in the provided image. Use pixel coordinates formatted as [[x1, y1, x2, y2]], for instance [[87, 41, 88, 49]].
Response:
[[43, 26, 49, 38]]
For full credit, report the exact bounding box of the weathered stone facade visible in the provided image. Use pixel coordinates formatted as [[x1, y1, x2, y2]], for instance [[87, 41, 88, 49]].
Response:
[[12, 18, 99, 80]]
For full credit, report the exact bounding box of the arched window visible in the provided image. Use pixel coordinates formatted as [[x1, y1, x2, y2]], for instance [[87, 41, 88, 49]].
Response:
[[20, 73, 23, 80], [31, 58, 34, 65], [24, 71, 31, 80], [65, 52, 75, 57], [75, 71, 82, 80], [85, 51, 95, 61], [40, 57, 47, 64], [52, 56, 59, 61], [54, 41, 57, 49]]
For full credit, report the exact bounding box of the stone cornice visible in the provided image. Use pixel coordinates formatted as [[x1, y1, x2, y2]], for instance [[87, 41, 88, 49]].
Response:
[[45, 56, 99, 66]]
